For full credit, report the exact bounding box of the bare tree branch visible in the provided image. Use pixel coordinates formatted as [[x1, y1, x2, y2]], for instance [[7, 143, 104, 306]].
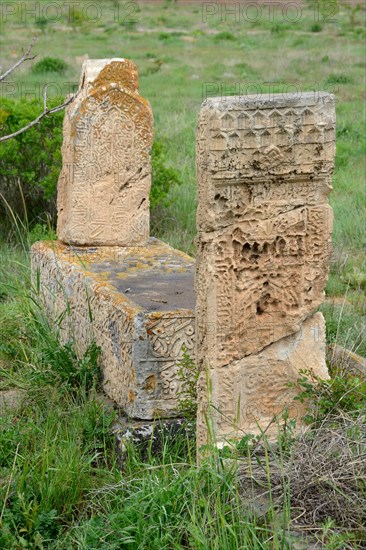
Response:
[[0, 38, 37, 83], [0, 92, 78, 143], [0, 38, 79, 143]]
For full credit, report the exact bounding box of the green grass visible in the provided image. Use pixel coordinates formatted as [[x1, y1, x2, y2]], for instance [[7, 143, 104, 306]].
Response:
[[1, 1, 365, 253], [0, 246, 298, 548], [0, 233, 364, 546], [0, 2, 366, 547], [1, 249, 365, 547]]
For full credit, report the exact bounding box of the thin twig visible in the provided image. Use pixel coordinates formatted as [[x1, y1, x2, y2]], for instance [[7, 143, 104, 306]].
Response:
[[0, 92, 78, 143], [0, 38, 37, 83], [0, 38, 79, 143], [43, 84, 49, 111]]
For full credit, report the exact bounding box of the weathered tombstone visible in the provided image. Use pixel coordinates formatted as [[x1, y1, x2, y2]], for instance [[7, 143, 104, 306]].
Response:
[[57, 58, 153, 246], [32, 59, 195, 419], [195, 92, 336, 447]]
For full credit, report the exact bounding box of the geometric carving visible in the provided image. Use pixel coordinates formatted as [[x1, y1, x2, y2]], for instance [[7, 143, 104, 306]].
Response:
[[57, 59, 153, 246], [196, 92, 336, 446]]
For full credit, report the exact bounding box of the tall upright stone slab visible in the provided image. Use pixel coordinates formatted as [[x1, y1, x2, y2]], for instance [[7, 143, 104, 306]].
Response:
[[57, 59, 153, 246], [196, 93, 336, 447]]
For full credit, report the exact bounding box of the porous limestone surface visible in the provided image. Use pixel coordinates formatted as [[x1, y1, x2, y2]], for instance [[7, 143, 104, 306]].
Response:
[[197, 312, 329, 447], [31, 238, 195, 419], [195, 92, 336, 446], [196, 92, 335, 365]]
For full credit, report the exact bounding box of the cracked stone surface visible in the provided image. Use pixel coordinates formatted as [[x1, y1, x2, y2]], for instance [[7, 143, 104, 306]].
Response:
[[195, 93, 335, 445], [197, 312, 329, 444]]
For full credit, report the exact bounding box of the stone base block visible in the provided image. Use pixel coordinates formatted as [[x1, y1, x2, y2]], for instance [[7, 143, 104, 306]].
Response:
[[113, 416, 195, 467], [31, 238, 195, 419], [197, 312, 329, 447]]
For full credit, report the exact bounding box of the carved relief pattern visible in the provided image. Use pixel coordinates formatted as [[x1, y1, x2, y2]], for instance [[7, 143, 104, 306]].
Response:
[[196, 95, 335, 368], [196, 94, 335, 444], [197, 96, 335, 233], [146, 316, 195, 358], [32, 240, 197, 420], [144, 316, 195, 400], [57, 60, 153, 246], [196, 312, 328, 445]]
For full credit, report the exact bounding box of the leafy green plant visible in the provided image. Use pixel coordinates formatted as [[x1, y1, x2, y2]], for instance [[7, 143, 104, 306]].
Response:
[[151, 140, 182, 210], [70, 8, 84, 30], [325, 73, 352, 85], [0, 98, 63, 227], [32, 57, 69, 75], [158, 31, 183, 41], [311, 22, 323, 32], [120, 18, 137, 30], [35, 16, 48, 33], [176, 347, 199, 419], [276, 408, 298, 456], [271, 23, 291, 35], [28, 221, 57, 245], [293, 368, 366, 423], [0, 243, 115, 547], [38, 340, 102, 396], [214, 31, 237, 42], [0, 2, 365, 545], [0, 98, 181, 229]]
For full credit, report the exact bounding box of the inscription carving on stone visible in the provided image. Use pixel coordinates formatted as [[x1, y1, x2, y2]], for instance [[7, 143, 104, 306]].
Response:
[[57, 58, 153, 246], [196, 93, 335, 446], [146, 316, 195, 358], [196, 313, 328, 444], [143, 315, 195, 400]]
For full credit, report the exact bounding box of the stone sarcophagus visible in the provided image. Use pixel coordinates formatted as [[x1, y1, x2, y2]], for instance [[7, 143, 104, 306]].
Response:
[[32, 239, 195, 419], [57, 58, 153, 246], [195, 93, 336, 446]]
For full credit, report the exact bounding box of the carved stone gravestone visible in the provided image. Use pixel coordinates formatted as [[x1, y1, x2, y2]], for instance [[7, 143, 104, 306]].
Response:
[[195, 92, 336, 447], [57, 58, 153, 246], [32, 59, 195, 419]]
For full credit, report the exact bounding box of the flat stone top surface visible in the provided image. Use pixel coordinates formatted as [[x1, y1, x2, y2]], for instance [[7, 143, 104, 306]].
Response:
[[202, 92, 334, 111], [38, 238, 195, 313]]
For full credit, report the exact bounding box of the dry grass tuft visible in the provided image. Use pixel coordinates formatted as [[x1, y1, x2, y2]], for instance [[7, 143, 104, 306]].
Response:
[[238, 412, 366, 544]]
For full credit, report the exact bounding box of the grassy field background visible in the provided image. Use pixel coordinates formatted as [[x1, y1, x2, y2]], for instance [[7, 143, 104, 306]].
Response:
[[0, 1, 366, 547]]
